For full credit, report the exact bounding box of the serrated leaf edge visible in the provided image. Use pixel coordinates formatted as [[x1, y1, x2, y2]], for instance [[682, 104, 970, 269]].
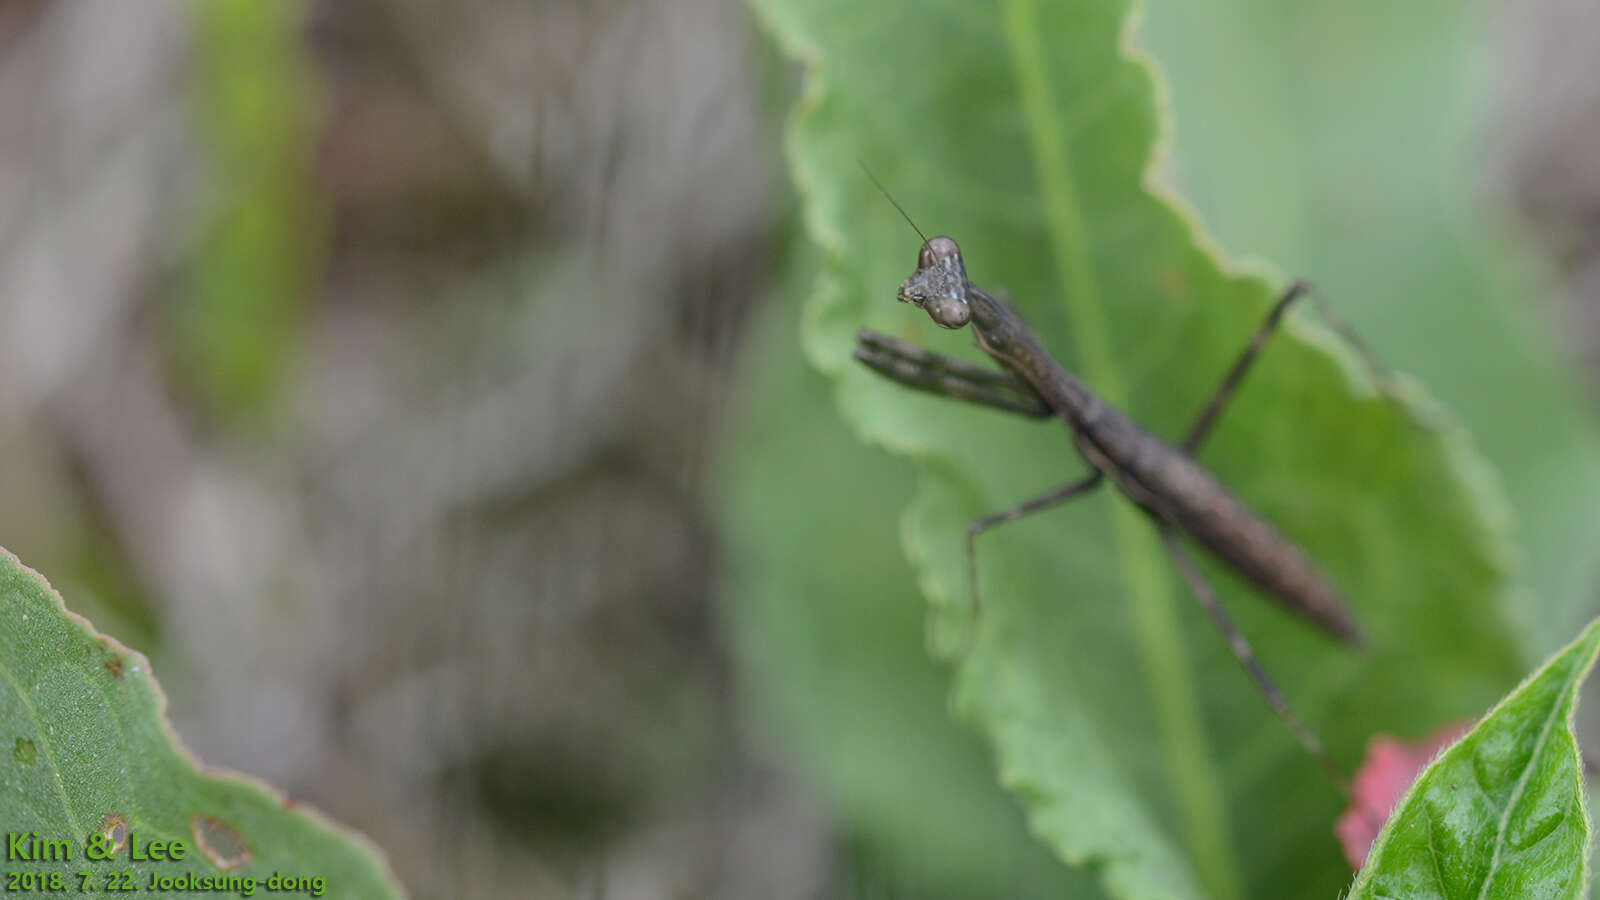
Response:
[[0, 547, 407, 897]]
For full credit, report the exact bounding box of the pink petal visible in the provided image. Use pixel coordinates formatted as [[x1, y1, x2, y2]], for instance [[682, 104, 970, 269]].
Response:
[[1335, 721, 1472, 869]]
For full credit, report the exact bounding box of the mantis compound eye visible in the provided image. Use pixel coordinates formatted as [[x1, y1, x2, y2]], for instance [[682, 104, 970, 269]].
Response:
[[926, 295, 971, 329], [917, 236, 961, 269]]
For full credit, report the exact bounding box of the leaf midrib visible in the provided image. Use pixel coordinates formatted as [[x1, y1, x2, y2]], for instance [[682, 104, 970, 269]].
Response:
[[1001, 1, 1241, 898], [0, 644, 83, 838], [1472, 643, 1588, 899]]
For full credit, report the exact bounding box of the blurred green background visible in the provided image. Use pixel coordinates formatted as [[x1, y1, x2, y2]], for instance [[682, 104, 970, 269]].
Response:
[[0, 0, 1596, 897]]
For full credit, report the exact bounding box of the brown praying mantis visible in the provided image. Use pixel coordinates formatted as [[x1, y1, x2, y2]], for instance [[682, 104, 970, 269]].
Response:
[[853, 185, 1393, 785]]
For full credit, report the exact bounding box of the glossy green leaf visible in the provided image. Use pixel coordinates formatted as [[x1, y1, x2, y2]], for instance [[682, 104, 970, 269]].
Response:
[[750, 0, 1527, 897], [0, 549, 402, 897], [1349, 618, 1600, 899]]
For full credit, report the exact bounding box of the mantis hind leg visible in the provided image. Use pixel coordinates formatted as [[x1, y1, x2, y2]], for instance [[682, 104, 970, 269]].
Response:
[[1156, 527, 1349, 787]]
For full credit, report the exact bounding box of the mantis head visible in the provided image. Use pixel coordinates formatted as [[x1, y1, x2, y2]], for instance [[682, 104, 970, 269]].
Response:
[[898, 236, 972, 329]]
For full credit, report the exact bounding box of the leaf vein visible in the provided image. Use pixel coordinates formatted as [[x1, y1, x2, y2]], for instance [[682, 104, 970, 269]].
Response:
[[1474, 669, 1586, 899], [0, 653, 83, 837]]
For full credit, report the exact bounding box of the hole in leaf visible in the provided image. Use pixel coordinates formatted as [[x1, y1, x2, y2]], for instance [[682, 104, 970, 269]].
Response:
[[96, 815, 129, 855], [189, 814, 250, 871]]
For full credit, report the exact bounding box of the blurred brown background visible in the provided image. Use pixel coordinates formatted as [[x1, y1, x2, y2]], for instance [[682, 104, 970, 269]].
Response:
[[0, 0, 1595, 898]]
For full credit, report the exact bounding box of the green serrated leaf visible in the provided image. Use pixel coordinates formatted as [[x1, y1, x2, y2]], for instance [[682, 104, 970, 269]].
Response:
[[722, 272, 1104, 898], [1143, 0, 1600, 659], [0, 549, 403, 897], [1349, 618, 1600, 899], [750, 0, 1527, 897]]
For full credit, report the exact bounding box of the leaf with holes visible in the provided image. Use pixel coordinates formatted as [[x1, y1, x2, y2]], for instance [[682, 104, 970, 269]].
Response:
[[749, 0, 1527, 897], [1348, 618, 1600, 898], [0, 549, 402, 896]]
